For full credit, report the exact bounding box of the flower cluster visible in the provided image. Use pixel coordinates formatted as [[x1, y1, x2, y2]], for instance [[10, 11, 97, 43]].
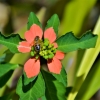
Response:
[[18, 24, 64, 78]]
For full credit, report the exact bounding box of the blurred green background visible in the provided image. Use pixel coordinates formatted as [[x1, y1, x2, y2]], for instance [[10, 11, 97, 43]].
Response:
[[0, 0, 100, 100]]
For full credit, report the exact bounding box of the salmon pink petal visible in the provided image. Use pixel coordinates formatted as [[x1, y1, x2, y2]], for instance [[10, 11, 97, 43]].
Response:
[[25, 30, 34, 44], [44, 27, 56, 43], [54, 50, 65, 60], [25, 24, 43, 44], [47, 57, 62, 74], [17, 41, 31, 53], [30, 24, 43, 39], [24, 58, 40, 78], [52, 42, 58, 48]]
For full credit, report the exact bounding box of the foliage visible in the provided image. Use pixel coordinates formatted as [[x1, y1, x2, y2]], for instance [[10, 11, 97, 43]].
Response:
[[0, 1, 99, 99]]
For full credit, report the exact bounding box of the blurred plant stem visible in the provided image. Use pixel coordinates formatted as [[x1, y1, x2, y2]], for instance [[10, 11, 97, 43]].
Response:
[[67, 16, 100, 100], [75, 55, 100, 100]]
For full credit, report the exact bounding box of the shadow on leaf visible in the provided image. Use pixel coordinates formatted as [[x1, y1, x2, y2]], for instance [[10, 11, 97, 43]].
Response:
[[22, 74, 38, 93]]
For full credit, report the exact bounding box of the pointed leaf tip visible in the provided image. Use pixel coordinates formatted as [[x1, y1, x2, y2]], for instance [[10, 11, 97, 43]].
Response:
[[27, 12, 42, 30], [45, 14, 60, 36]]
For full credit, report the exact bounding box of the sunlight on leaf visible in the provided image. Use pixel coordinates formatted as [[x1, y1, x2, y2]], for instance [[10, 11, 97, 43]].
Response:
[[67, 16, 100, 100], [76, 58, 100, 100]]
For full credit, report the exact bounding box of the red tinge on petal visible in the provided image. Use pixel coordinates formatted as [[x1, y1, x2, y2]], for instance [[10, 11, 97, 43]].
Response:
[[25, 24, 43, 44], [17, 41, 31, 53], [44, 27, 56, 43], [24, 58, 40, 78], [47, 57, 62, 74], [54, 50, 65, 60]]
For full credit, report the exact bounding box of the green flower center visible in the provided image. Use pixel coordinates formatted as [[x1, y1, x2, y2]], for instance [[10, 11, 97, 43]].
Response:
[[31, 38, 57, 60]]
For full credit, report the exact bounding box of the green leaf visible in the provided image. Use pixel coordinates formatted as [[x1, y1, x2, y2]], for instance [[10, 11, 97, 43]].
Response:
[[0, 70, 13, 87], [3, 50, 14, 62], [27, 12, 42, 29], [23, 72, 36, 85], [0, 63, 18, 77], [45, 14, 60, 36], [41, 95, 47, 100], [65, 87, 73, 98], [0, 54, 6, 63], [0, 33, 23, 53], [56, 31, 98, 53], [52, 66, 67, 87], [16, 72, 45, 100], [0, 50, 14, 63], [41, 70, 66, 100], [0, 94, 12, 100], [0, 46, 8, 57]]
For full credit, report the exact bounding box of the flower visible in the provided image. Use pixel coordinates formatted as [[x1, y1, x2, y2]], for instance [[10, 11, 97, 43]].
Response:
[[17, 24, 64, 78]]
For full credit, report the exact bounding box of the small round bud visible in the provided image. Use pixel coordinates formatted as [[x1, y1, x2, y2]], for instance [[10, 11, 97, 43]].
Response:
[[44, 55, 48, 59], [42, 50, 45, 54], [53, 49, 56, 53], [48, 50, 52, 54], [39, 51, 44, 56], [44, 42, 49, 46], [51, 47, 56, 53], [31, 51, 35, 56], [44, 50, 48, 55], [44, 39, 50, 46], [48, 44, 52, 48], [48, 53, 54, 59], [42, 46, 46, 50]]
